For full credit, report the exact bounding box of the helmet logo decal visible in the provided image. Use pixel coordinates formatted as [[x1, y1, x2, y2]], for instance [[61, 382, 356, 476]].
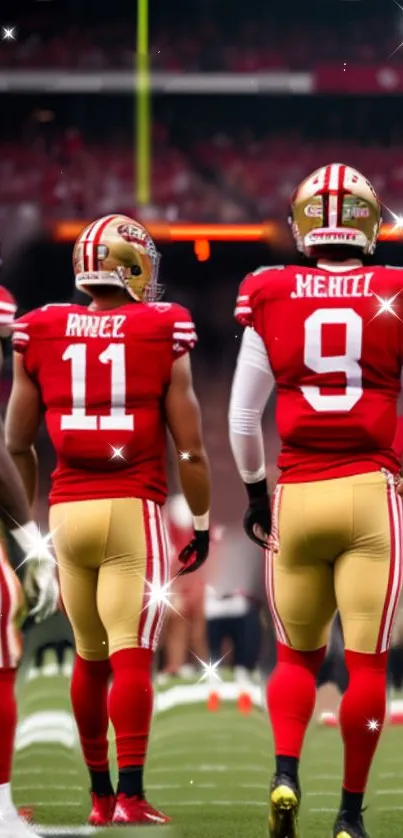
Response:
[[304, 204, 323, 218], [117, 223, 157, 261], [117, 223, 148, 244]]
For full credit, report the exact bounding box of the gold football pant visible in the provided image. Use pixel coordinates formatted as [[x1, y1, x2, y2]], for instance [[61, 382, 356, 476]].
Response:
[[266, 471, 403, 653], [49, 498, 170, 661]]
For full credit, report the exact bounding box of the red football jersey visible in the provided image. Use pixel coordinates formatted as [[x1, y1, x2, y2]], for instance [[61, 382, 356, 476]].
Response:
[[12, 301, 197, 504], [235, 264, 403, 482], [0, 286, 16, 332], [393, 416, 403, 461]]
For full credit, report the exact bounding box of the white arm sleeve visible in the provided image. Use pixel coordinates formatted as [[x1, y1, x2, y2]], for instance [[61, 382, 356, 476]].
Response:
[[228, 327, 275, 483]]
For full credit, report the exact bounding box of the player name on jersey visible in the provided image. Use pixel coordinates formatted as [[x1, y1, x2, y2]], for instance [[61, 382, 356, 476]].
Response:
[[65, 313, 127, 339], [290, 272, 373, 299]]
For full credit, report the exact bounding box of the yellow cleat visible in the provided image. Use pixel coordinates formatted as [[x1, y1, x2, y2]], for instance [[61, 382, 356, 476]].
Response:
[[268, 775, 300, 838], [333, 811, 370, 838]]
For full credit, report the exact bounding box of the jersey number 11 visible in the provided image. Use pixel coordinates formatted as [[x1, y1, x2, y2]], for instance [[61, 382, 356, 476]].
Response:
[[60, 343, 134, 431]]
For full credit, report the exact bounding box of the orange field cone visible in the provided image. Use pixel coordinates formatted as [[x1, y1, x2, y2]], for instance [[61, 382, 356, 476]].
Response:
[[238, 692, 252, 714], [207, 691, 220, 712]]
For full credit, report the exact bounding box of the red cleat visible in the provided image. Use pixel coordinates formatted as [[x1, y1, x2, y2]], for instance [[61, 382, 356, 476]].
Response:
[[88, 793, 116, 826], [112, 794, 171, 825]]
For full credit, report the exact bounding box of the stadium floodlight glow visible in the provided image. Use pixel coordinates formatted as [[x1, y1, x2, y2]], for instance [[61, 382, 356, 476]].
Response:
[[53, 220, 403, 244]]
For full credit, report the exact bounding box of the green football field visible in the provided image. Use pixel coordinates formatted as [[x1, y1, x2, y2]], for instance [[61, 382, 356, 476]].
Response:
[[11, 659, 403, 838]]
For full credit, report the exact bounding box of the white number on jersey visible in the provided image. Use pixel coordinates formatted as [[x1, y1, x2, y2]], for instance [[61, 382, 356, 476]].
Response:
[[302, 308, 363, 412], [61, 343, 134, 431]]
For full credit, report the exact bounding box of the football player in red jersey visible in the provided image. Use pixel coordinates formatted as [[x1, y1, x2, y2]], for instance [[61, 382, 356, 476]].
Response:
[[5, 215, 211, 827], [393, 416, 403, 463], [0, 287, 59, 838], [229, 164, 403, 838]]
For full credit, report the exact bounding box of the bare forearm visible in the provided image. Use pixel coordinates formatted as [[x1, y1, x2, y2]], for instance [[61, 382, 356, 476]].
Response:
[[11, 447, 38, 508], [177, 448, 210, 516], [0, 444, 31, 530]]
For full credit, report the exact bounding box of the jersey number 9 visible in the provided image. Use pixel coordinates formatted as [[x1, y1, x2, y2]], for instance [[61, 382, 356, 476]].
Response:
[[302, 308, 363, 413]]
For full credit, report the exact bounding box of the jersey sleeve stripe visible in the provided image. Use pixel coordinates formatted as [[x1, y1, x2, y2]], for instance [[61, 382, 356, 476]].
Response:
[[0, 302, 16, 313], [173, 321, 196, 329], [12, 331, 29, 342], [0, 314, 14, 325], [237, 295, 250, 302], [235, 305, 252, 315], [173, 331, 198, 341]]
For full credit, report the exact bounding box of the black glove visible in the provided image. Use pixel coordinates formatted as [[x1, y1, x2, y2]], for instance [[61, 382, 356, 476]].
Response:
[[177, 529, 210, 577], [243, 478, 272, 549]]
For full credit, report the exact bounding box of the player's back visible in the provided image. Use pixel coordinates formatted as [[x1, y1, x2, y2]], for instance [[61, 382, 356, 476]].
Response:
[[236, 263, 403, 481], [13, 300, 196, 503]]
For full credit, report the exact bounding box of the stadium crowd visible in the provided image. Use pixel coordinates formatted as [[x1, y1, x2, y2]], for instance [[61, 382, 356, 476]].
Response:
[[0, 10, 400, 71], [1, 129, 403, 223]]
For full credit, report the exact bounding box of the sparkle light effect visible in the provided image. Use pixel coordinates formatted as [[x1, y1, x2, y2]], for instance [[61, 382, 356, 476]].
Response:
[[193, 653, 227, 684], [110, 445, 125, 461], [141, 577, 183, 619], [1, 26, 16, 41], [179, 450, 192, 462], [389, 0, 403, 58], [14, 526, 57, 573], [384, 205, 403, 234], [367, 718, 381, 732], [369, 290, 403, 323]]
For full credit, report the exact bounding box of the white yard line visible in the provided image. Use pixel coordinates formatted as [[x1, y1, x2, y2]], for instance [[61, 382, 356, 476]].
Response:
[[312, 806, 403, 813], [35, 829, 97, 837], [14, 766, 80, 789], [152, 745, 267, 762], [308, 774, 340, 780], [30, 802, 82, 808], [16, 748, 77, 760], [158, 800, 267, 807], [148, 765, 263, 773], [15, 785, 83, 792]]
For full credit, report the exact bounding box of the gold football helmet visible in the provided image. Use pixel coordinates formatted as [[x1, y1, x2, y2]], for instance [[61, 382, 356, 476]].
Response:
[[290, 163, 382, 257], [73, 214, 161, 302]]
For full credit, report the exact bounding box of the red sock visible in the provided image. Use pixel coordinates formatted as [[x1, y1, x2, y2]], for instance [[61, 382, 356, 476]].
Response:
[[108, 648, 153, 769], [340, 650, 387, 792], [70, 656, 111, 772], [0, 668, 16, 784], [267, 643, 326, 757]]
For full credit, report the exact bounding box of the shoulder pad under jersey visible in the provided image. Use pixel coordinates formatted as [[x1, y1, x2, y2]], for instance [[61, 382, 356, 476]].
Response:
[[40, 302, 73, 311], [250, 265, 285, 276], [148, 301, 197, 357]]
